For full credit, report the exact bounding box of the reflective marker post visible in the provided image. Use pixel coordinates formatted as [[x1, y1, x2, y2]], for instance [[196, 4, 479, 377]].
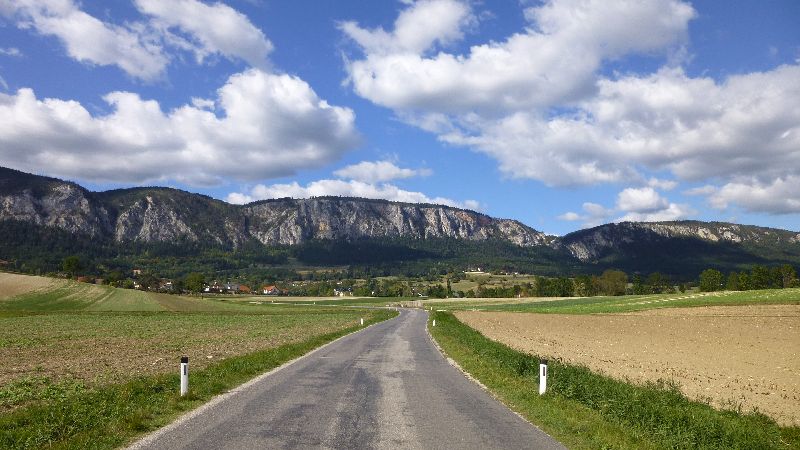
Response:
[[360, 318, 364, 326], [180, 356, 189, 396], [432, 319, 436, 327], [539, 359, 548, 395]]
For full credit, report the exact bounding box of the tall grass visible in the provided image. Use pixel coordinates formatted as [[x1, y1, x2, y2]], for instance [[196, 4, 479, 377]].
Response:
[[429, 311, 800, 449]]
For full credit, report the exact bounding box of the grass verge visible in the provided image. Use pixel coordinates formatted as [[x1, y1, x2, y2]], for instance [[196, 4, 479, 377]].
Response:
[[429, 311, 800, 449], [0, 310, 397, 449]]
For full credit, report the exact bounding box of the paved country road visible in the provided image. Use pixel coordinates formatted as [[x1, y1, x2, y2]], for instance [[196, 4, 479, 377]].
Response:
[[129, 309, 564, 449]]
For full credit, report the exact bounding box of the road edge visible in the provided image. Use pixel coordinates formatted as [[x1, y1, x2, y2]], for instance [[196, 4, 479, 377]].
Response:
[[424, 310, 565, 448], [126, 309, 402, 450]]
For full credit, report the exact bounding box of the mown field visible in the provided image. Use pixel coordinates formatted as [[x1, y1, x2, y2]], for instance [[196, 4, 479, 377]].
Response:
[[0, 273, 396, 449], [425, 287, 800, 314]]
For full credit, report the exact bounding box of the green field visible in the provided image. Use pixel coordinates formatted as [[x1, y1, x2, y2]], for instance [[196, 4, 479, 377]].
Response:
[[426, 288, 800, 314], [0, 273, 397, 449]]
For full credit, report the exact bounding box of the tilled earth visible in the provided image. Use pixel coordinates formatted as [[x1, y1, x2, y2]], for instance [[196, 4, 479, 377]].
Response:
[[456, 304, 800, 426]]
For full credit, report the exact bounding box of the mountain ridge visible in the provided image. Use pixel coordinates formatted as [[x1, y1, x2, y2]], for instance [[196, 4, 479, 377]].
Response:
[[1, 166, 799, 275]]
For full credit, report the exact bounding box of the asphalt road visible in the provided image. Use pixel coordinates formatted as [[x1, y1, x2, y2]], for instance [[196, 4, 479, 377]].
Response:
[[129, 309, 564, 449]]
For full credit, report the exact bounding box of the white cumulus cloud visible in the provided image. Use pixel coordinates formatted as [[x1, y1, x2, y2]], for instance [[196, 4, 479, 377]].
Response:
[[2, 0, 276, 80], [705, 176, 800, 214], [342, 0, 693, 114], [341, 0, 800, 215], [226, 178, 478, 210], [134, 0, 273, 68], [0, 69, 359, 185], [616, 187, 668, 213], [333, 160, 431, 183], [558, 202, 613, 227], [1, 0, 168, 80]]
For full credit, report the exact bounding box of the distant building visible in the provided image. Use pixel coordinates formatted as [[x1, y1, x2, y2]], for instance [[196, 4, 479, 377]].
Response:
[[262, 285, 280, 295], [204, 281, 223, 293]]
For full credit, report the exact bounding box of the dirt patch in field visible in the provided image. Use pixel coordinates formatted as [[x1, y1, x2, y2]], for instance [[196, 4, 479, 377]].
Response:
[[456, 304, 800, 426], [0, 273, 59, 300]]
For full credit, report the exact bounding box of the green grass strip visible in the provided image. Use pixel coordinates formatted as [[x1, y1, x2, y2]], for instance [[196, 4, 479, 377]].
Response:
[[429, 311, 800, 450], [0, 310, 397, 449]]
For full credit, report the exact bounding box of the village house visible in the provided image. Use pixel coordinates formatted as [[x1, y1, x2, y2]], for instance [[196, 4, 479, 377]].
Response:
[[262, 285, 280, 295]]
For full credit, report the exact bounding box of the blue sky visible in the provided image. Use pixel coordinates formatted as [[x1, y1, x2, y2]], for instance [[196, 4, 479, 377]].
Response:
[[0, 0, 798, 235]]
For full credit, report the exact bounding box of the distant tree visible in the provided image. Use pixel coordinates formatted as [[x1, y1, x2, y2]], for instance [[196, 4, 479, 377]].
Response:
[[138, 272, 159, 290], [699, 269, 723, 292], [779, 264, 797, 288], [750, 265, 771, 290], [573, 275, 594, 297], [171, 278, 185, 293], [184, 272, 206, 293], [105, 270, 124, 287], [632, 274, 647, 295], [646, 272, 668, 294], [62, 256, 81, 277], [596, 270, 628, 296], [738, 272, 752, 291], [726, 272, 740, 291]]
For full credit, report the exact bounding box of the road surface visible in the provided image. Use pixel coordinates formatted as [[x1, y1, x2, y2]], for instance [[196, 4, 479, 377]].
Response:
[[130, 309, 564, 449]]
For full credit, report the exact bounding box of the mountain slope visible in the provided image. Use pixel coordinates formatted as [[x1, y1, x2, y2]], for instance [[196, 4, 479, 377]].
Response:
[[0, 167, 549, 248], [558, 221, 800, 274], [1, 166, 798, 276]]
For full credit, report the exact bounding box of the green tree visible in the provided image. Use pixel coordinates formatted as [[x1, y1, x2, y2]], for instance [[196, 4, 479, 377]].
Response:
[[632, 274, 646, 295], [62, 256, 81, 277], [699, 269, 723, 292], [750, 265, 771, 290], [646, 272, 668, 294], [138, 272, 159, 291], [779, 264, 797, 288], [184, 272, 206, 293], [596, 270, 628, 296], [726, 272, 739, 291], [738, 272, 752, 290]]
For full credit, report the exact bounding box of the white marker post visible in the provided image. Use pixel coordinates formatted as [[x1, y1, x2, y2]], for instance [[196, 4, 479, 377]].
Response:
[[432, 319, 436, 327], [539, 359, 548, 395], [180, 356, 189, 396], [360, 318, 364, 326]]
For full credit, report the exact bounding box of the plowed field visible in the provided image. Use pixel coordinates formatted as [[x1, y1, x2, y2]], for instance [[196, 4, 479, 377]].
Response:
[[456, 304, 800, 425]]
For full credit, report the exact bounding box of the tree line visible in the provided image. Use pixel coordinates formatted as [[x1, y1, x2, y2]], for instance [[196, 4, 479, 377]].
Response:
[[699, 264, 798, 292]]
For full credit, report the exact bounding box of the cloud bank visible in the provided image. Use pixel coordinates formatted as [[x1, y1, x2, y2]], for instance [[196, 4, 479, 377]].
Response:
[[341, 0, 800, 215]]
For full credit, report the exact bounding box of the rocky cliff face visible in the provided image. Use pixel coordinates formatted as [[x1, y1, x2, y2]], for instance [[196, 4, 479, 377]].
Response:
[[2, 167, 798, 266], [0, 177, 111, 237], [244, 198, 551, 246], [0, 167, 550, 248]]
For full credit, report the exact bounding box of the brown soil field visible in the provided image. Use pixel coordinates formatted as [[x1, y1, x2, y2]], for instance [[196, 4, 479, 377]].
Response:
[[0, 272, 57, 300], [456, 304, 800, 426]]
